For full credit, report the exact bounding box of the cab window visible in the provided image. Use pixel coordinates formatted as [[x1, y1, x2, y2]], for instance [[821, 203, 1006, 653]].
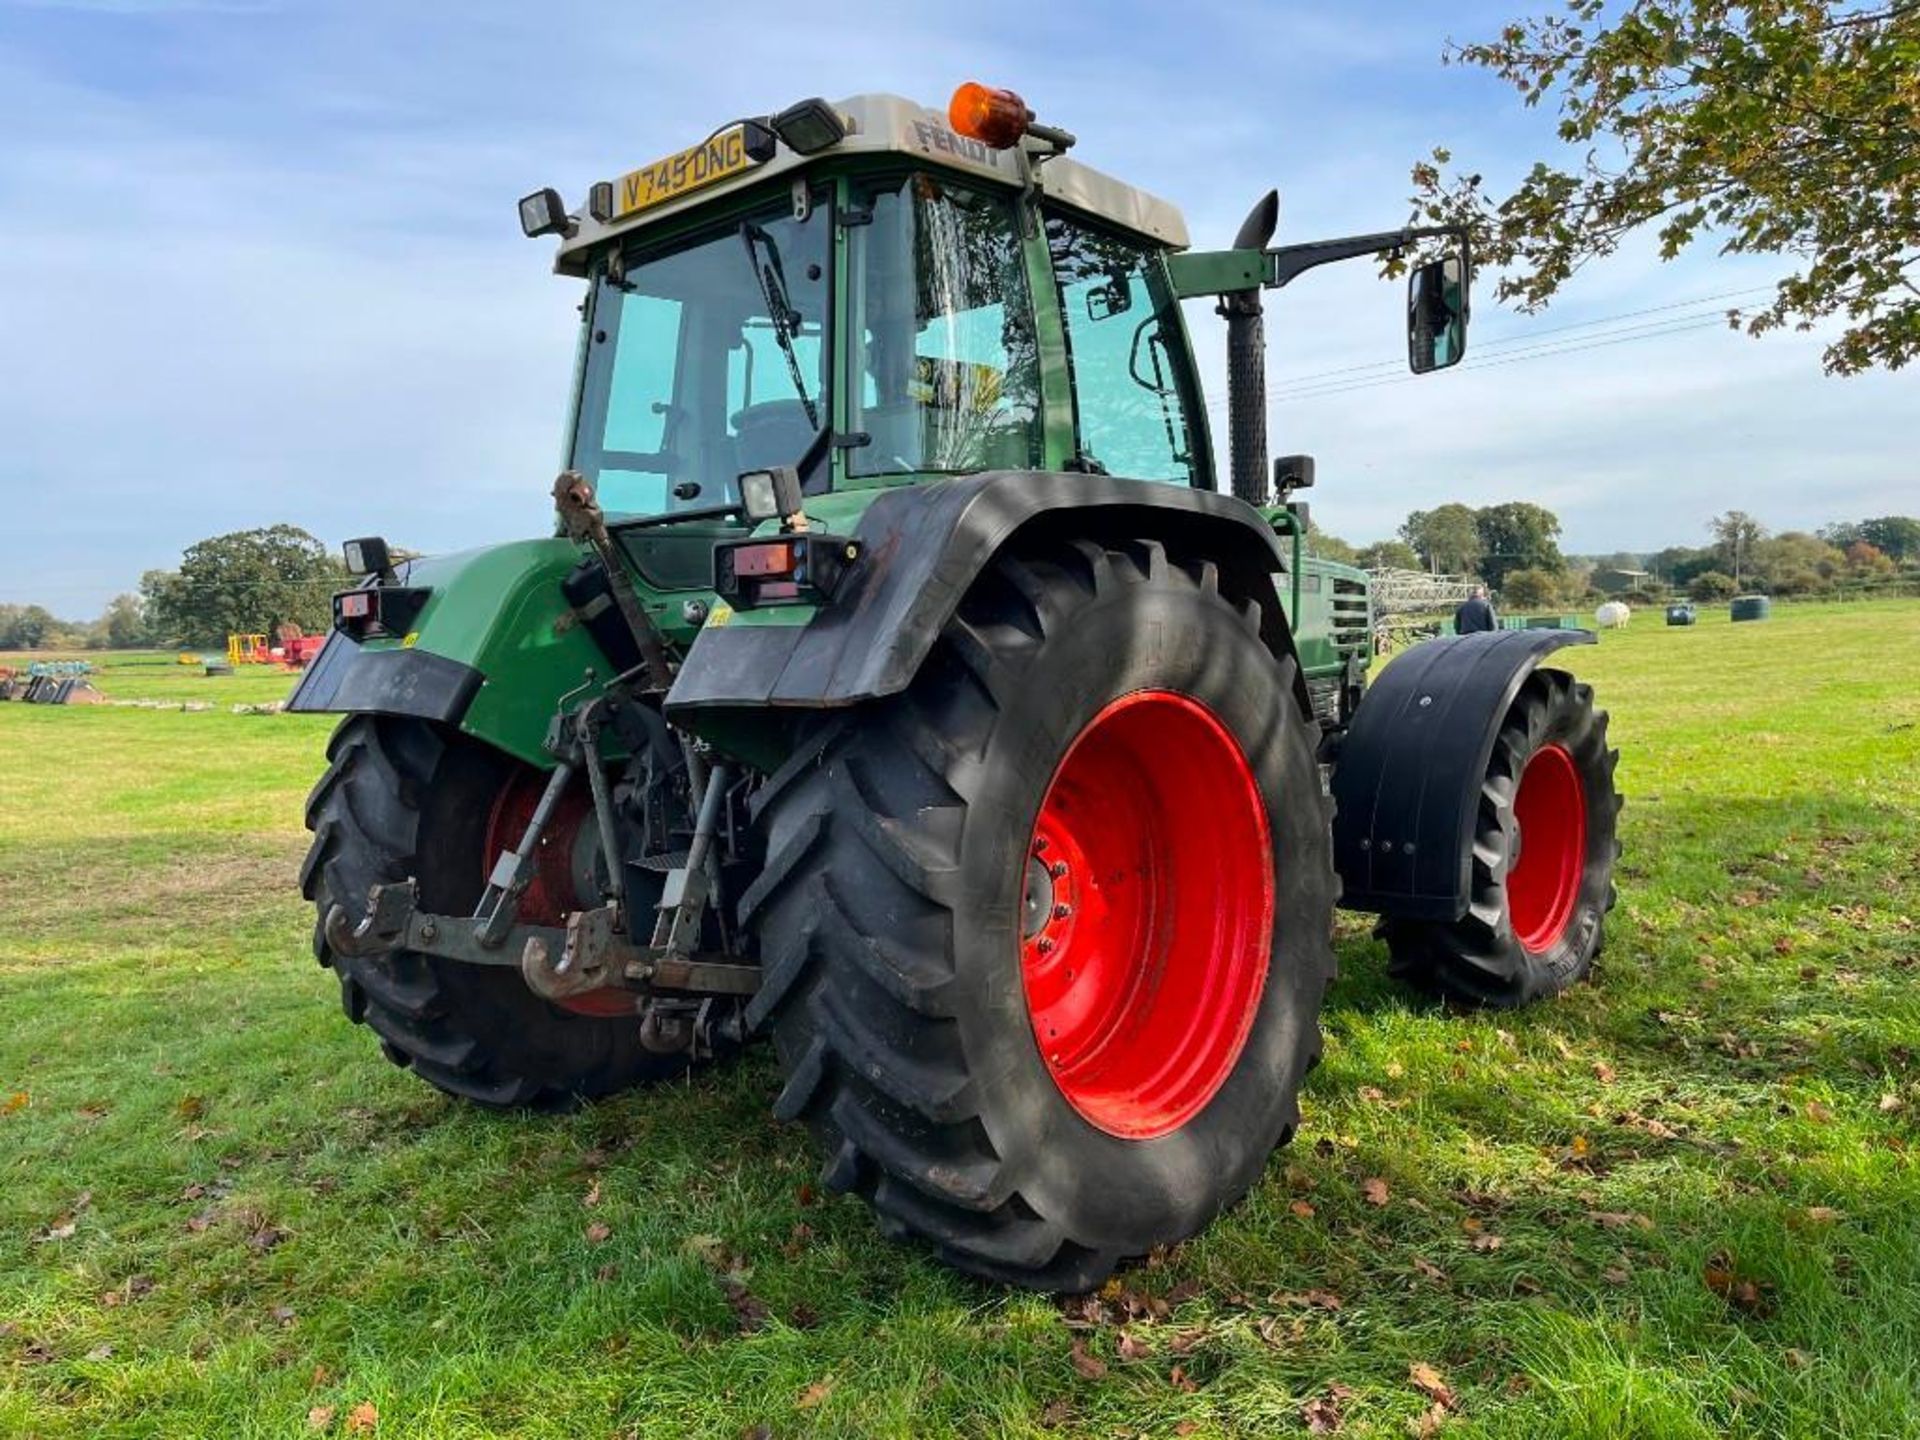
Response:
[[1045, 211, 1196, 484], [848, 175, 1043, 476]]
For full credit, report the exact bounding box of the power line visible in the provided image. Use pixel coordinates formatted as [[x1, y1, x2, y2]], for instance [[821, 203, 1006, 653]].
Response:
[[1259, 284, 1774, 393], [1201, 284, 1772, 414], [1269, 313, 1732, 404]]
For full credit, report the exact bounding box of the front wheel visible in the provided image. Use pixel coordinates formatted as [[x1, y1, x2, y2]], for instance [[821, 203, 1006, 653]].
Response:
[[741, 539, 1337, 1290], [1380, 669, 1621, 1007], [300, 715, 691, 1108]]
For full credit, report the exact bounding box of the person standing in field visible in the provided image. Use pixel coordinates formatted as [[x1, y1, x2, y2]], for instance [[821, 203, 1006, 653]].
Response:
[[1455, 584, 1498, 634]]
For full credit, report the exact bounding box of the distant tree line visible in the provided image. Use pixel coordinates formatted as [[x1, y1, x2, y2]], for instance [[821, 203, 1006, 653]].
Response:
[[1311, 506, 1920, 610], [1, 526, 344, 652]]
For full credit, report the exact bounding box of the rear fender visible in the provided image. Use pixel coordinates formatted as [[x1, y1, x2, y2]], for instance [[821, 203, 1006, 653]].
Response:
[[1330, 629, 1596, 921], [665, 471, 1313, 735]]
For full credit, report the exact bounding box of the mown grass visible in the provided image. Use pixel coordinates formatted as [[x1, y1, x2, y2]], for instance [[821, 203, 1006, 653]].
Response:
[[3, 603, 1917, 1439]]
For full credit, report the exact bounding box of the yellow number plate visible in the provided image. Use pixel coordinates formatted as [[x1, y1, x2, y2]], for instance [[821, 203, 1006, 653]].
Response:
[[613, 126, 762, 219]]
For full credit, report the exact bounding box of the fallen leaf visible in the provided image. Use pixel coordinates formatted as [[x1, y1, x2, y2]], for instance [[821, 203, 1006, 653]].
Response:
[[1804, 1206, 1843, 1225], [1784, 1348, 1811, 1370], [582, 1180, 601, 1209], [1592, 1061, 1617, 1085], [1040, 1398, 1072, 1427], [1069, 1338, 1107, 1380], [2, 1091, 28, 1115], [1618, 1111, 1681, 1141], [1302, 1382, 1353, 1434], [248, 1225, 289, 1254], [1603, 1266, 1631, 1285], [272, 1304, 298, 1327], [1290, 1199, 1317, 1219], [1470, 1233, 1504, 1252], [1169, 1364, 1197, 1393], [1409, 1361, 1456, 1408], [1703, 1253, 1772, 1316], [307, 1405, 336, 1431], [1408, 1400, 1451, 1437], [1273, 1288, 1344, 1311], [1880, 1094, 1904, 1113], [1461, 1216, 1483, 1235], [1174, 1423, 1200, 1436], [1359, 1085, 1388, 1103], [723, 1279, 769, 1334], [1413, 1256, 1446, 1283], [176, 1095, 207, 1121], [585, 1222, 612, 1245], [85, 1344, 114, 1362], [1805, 1100, 1834, 1124], [796, 1379, 834, 1409], [595, 1263, 616, 1282], [1362, 1177, 1390, 1207], [345, 1400, 378, 1434], [1116, 1330, 1150, 1362], [37, 1221, 76, 1243]]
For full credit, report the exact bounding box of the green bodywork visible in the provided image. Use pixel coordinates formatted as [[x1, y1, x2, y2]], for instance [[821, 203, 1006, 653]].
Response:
[[371, 160, 1370, 772]]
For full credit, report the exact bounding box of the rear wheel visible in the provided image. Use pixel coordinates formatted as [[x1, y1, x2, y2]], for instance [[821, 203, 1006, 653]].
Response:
[[301, 715, 687, 1109], [742, 539, 1336, 1290], [1380, 669, 1620, 1007]]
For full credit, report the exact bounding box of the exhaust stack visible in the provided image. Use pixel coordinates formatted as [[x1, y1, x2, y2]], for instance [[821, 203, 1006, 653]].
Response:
[[1223, 190, 1278, 509]]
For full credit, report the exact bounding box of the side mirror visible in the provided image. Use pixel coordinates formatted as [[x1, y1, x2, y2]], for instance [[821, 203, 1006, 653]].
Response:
[[1273, 453, 1315, 496], [1408, 251, 1469, 374]]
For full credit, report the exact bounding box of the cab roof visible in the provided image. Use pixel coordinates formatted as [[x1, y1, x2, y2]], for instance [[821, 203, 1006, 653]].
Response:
[[551, 92, 1190, 277]]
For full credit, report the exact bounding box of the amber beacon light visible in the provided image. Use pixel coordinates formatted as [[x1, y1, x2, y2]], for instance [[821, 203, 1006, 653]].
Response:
[[949, 82, 1034, 149]]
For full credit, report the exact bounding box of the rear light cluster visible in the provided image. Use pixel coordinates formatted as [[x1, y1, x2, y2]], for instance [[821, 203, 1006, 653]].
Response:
[[333, 584, 430, 639], [714, 534, 860, 609]]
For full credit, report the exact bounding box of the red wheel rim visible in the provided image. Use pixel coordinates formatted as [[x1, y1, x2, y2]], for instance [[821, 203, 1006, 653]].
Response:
[[1019, 690, 1274, 1140], [482, 769, 632, 1018], [1507, 743, 1587, 954]]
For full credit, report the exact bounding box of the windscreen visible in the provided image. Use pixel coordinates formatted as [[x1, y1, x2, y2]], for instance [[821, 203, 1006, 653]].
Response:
[[568, 195, 830, 518]]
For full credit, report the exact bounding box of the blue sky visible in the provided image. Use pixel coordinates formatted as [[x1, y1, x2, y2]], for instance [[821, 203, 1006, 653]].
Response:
[[1, 0, 1911, 613]]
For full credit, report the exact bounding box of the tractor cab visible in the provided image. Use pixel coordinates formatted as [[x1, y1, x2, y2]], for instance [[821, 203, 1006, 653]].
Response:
[[539, 92, 1208, 536]]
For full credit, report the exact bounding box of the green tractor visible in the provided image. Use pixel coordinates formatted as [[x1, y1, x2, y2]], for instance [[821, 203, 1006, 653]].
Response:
[[294, 84, 1621, 1290]]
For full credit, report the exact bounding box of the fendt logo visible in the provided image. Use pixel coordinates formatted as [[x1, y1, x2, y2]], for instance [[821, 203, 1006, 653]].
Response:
[[911, 120, 1000, 168]]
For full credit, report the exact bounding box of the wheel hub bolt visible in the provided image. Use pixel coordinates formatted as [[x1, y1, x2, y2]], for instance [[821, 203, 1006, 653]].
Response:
[[1033, 836, 1049, 853], [1053, 903, 1072, 920], [1036, 937, 1055, 953], [1050, 861, 1068, 879]]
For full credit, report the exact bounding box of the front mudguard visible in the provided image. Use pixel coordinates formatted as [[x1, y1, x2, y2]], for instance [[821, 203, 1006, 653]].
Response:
[[1330, 629, 1596, 922], [287, 538, 613, 768]]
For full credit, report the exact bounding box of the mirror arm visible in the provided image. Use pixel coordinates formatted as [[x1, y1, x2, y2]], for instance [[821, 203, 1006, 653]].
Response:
[[1165, 224, 1470, 301], [1262, 224, 1468, 290]]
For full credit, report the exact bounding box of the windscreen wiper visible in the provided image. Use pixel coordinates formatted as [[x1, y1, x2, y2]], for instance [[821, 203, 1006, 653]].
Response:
[[740, 222, 819, 430]]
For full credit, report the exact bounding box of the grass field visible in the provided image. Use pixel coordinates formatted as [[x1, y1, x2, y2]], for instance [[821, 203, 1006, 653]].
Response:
[[3, 604, 1918, 1439]]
